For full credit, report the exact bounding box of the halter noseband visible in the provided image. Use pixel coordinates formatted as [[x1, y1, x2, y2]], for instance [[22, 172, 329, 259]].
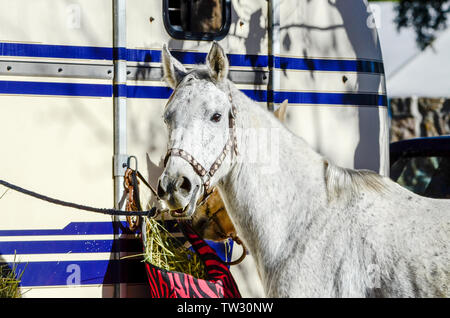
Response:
[[163, 88, 238, 205]]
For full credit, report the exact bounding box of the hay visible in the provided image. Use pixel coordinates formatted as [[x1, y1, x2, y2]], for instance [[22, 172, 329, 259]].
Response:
[[143, 217, 208, 280], [0, 192, 25, 298], [0, 256, 25, 298]]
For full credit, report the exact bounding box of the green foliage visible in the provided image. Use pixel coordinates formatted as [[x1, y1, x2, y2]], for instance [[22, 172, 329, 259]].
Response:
[[395, 1, 450, 49], [370, 1, 448, 49], [369, 1, 449, 49]]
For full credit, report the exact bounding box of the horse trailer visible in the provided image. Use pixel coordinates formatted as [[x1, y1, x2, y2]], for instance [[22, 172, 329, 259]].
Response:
[[0, 0, 388, 297]]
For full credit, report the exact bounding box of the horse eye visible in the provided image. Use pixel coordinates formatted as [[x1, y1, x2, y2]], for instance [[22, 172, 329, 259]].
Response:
[[211, 113, 222, 123]]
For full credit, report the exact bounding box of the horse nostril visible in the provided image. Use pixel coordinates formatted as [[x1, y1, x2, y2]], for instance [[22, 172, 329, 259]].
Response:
[[157, 181, 166, 198], [179, 176, 192, 193]]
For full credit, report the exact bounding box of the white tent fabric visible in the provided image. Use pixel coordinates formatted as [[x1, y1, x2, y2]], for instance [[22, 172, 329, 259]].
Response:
[[387, 27, 450, 98], [372, 2, 450, 98]]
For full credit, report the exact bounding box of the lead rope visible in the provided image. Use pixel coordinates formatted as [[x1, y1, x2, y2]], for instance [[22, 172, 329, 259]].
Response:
[[124, 168, 143, 231], [0, 156, 160, 218], [0, 178, 157, 218], [123, 156, 161, 230]]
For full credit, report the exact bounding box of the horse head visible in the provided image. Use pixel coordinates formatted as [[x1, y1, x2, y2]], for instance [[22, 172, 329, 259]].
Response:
[[157, 42, 235, 218]]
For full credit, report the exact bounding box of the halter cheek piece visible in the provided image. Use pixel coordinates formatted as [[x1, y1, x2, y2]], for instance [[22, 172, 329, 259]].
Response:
[[163, 89, 238, 205]]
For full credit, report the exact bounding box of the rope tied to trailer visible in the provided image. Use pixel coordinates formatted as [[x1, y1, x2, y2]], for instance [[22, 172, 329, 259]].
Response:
[[123, 155, 161, 230], [0, 156, 159, 218]]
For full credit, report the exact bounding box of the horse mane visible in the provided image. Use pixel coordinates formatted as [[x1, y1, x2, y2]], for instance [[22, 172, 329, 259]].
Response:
[[323, 159, 388, 202]]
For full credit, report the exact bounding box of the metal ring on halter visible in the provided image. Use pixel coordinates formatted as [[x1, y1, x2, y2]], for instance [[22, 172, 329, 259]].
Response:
[[224, 236, 247, 266]]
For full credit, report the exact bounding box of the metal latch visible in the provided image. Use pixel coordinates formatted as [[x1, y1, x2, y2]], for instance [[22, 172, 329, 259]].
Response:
[[113, 154, 129, 177]]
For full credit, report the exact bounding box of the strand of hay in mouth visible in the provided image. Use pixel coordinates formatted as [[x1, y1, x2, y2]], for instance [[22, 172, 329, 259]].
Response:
[[0, 255, 26, 298], [143, 217, 208, 280]]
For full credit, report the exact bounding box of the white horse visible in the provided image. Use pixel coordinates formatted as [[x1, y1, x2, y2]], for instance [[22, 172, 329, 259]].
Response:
[[157, 42, 450, 297]]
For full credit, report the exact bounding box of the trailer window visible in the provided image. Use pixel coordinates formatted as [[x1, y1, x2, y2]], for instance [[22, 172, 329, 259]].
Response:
[[163, 0, 231, 40]]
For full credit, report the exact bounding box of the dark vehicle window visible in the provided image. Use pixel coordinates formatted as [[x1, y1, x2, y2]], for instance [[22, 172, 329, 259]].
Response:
[[163, 0, 231, 41], [391, 156, 450, 199]]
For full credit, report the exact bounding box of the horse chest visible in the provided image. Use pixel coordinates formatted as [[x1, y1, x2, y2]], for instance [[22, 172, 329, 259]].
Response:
[[264, 217, 371, 297]]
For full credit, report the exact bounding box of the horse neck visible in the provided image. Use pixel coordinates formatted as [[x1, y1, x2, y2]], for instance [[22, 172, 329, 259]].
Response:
[[217, 84, 328, 278]]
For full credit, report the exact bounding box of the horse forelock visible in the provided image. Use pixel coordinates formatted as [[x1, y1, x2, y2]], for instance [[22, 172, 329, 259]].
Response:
[[165, 65, 228, 108], [189, 65, 214, 80], [324, 160, 389, 203]]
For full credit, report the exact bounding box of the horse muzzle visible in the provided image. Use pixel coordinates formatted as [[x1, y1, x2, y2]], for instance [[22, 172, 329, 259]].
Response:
[[157, 172, 201, 218]]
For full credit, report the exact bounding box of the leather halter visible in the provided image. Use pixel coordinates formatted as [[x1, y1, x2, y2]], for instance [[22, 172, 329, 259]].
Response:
[[163, 88, 238, 205]]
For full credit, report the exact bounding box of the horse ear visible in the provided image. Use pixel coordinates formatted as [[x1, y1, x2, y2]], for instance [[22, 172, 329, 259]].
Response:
[[146, 153, 165, 193], [161, 44, 187, 89], [206, 41, 229, 82], [274, 99, 289, 122]]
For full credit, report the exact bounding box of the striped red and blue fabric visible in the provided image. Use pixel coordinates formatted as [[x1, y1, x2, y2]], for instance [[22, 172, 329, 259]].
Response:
[[145, 221, 241, 298]]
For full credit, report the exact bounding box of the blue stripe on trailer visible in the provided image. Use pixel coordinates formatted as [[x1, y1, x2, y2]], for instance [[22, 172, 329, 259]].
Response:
[[113, 47, 128, 61], [125, 85, 268, 102], [0, 222, 126, 236], [0, 220, 181, 237], [0, 81, 268, 101], [113, 84, 128, 97], [125, 85, 172, 99], [227, 53, 269, 68], [0, 238, 142, 254], [0, 43, 267, 67], [0, 42, 384, 73], [126, 48, 161, 63], [168, 51, 269, 68], [1, 259, 146, 286], [124, 88, 386, 106], [272, 91, 388, 107], [270, 56, 385, 74], [0, 80, 112, 97], [241, 89, 268, 102], [126, 48, 269, 68], [0, 80, 386, 106], [0, 42, 113, 61]]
